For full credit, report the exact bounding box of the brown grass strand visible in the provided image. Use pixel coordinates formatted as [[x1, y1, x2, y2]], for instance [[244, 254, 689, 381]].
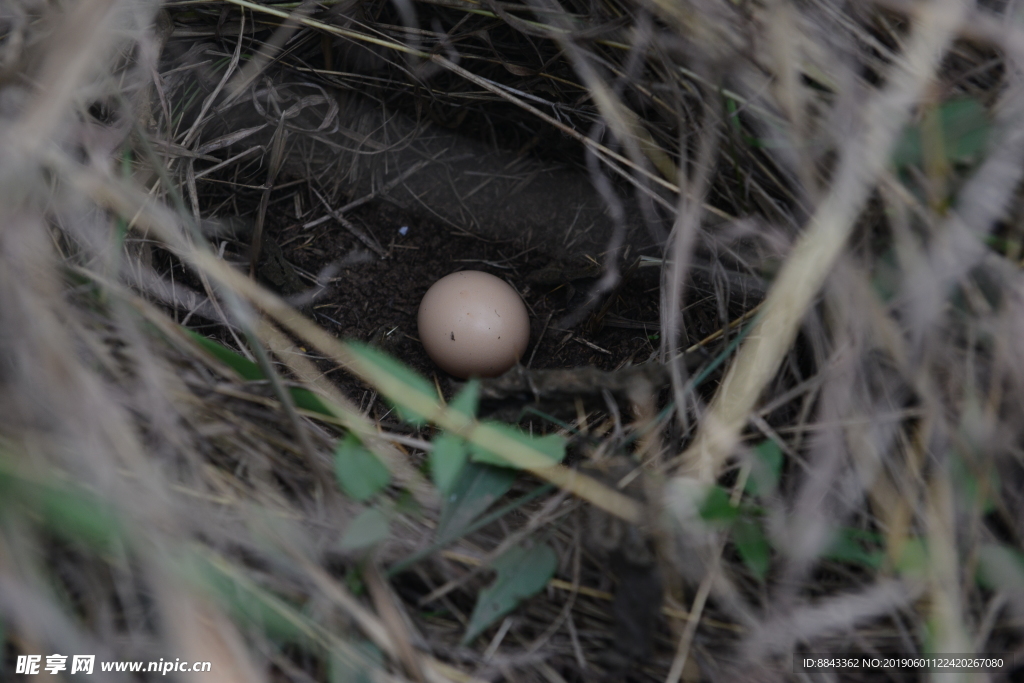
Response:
[[673, 0, 971, 482]]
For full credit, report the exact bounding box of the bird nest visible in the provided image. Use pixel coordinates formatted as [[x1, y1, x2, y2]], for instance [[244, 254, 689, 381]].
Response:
[[1, 1, 1024, 682]]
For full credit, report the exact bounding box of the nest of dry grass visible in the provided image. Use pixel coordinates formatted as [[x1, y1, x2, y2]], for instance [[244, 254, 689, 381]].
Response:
[[3, 0, 1024, 682]]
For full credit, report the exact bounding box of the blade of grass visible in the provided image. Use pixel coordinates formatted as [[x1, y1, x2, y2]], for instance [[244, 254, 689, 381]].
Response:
[[388, 484, 555, 577], [674, 0, 969, 482]]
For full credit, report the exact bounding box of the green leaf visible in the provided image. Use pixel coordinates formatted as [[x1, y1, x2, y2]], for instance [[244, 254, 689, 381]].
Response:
[[190, 555, 312, 646], [428, 381, 481, 495], [891, 97, 989, 169], [346, 342, 437, 426], [430, 433, 469, 497], [462, 541, 558, 645], [187, 331, 263, 381], [746, 440, 783, 498], [37, 488, 122, 549], [449, 380, 481, 418], [468, 422, 565, 469], [394, 489, 420, 516], [0, 465, 122, 549], [329, 641, 383, 683], [521, 406, 577, 433], [387, 483, 553, 578], [941, 97, 990, 163], [871, 248, 901, 304], [339, 508, 390, 551], [733, 517, 771, 580], [950, 448, 997, 515], [345, 567, 365, 596], [699, 485, 739, 523], [335, 434, 390, 502], [289, 387, 333, 417], [186, 331, 333, 417], [823, 527, 884, 570], [436, 462, 518, 543], [895, 537, 928, 578], [976, 543, 1024, 592]]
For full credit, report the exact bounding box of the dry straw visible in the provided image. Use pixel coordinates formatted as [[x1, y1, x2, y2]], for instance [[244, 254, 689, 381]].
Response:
[[3, 0, 1024, 681]]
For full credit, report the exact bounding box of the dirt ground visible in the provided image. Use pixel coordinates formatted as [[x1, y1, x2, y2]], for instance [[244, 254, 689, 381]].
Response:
[[184, 172, 724, 398], [150, 43, 769, 411], [281, 206, 658, 362]]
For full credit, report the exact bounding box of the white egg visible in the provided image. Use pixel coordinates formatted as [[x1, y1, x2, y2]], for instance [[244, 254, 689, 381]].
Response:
[[417, 271, 530, 378]]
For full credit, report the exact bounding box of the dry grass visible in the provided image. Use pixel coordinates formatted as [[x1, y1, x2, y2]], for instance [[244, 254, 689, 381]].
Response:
[[3, 0, 1024, 682]]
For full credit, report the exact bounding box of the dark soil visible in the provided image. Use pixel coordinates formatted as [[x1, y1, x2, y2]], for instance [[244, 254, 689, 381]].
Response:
[[172, 159, 762, 422], [254, 191, 666, 392], [153, 47, 765, 410]]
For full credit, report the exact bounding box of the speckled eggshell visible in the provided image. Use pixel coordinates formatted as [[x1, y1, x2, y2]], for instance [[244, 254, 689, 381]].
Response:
[[417, 271, 530, 378]]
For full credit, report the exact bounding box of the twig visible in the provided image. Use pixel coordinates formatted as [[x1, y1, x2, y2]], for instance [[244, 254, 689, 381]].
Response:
[[526, 312, 553, 368], [180, 12, 244, 148], [572, 336, 612, 355], [302, 157, 434, 230], [664, 543, 721, 683], [310, 187, 388, 257]]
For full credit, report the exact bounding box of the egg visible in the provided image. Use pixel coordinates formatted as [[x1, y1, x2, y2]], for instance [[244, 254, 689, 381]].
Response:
[[417, 271, 530, 378]]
